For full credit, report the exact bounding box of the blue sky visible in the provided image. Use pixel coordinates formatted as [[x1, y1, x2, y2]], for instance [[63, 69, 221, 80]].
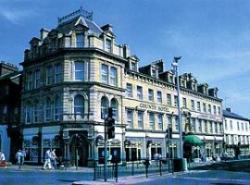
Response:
[[1, 0, 250, 117]]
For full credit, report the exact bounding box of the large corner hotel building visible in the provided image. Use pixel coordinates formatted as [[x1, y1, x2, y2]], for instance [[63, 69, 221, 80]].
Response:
[[20, 9, 223, 166]]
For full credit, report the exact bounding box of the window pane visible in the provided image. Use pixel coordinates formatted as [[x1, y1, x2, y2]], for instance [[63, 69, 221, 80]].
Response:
[[148, 89, 154, 101], [138, 111, 143, 129], [127, 109, 133, 128], [157, 91, 162, 103], [55, 64, 62, 83], [167, 94, 172, 106], [74, 95, 84, 116], [126, 83, 133, 97], [137, 86, 143, 100], [158, 114, 163, 130], [75, 62, 84, 81], [76, 34, 84, 47], [101, 97, 109, 119], [101, 64, 108, 84], [149, 113, 155, 130], [105, 39, 111, 52], [110, 67, 117, 86], [111, 99, 118, 121]]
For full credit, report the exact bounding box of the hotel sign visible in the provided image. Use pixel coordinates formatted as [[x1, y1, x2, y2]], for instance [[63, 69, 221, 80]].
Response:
[[139, 103, 169, 112]]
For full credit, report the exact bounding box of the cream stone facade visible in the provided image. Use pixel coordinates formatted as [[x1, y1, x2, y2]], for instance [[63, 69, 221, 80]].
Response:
[[20, 8, 223, 166], [223, 108, 250, 157]]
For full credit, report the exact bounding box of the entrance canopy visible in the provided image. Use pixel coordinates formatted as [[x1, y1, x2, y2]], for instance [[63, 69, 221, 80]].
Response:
[[184, 135, 204, 146]]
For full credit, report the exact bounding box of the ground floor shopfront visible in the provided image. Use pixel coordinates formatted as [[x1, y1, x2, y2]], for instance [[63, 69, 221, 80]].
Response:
[[22, 125, 224, 166], [0, 125, 10, 161]]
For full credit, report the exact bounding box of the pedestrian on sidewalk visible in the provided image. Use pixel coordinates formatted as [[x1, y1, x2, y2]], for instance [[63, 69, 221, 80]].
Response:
[[0, 151, 6, 168], [50, 149, 57, 169], [16, 149, 24, 169], [43, 149, 52, 170]]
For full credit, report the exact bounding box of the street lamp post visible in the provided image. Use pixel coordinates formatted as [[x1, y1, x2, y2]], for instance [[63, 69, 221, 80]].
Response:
[[172, 56, 183, 159]]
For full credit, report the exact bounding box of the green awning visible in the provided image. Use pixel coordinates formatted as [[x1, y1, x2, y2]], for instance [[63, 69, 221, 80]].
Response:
[[184, 135, 204, 146]]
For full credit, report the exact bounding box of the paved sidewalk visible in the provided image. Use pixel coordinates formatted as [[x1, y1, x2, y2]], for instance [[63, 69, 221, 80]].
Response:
[[0, 164, 93, 173], [72, 171, 188, 185]]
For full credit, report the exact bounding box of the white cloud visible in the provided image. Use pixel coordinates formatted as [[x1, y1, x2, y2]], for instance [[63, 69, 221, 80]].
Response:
[[0, 9, 36, 24]]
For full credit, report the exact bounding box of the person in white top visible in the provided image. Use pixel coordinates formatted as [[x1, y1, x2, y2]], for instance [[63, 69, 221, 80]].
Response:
[[0, 151, 6, 168], [0, 151, 5, 161], [43, 149, 52, 170]]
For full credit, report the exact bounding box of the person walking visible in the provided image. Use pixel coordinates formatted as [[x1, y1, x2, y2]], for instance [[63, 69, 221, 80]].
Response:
[[50, 149, 57, 169], [0, 151, 6, 168], [43, 149, 52, 170], [16, 149, 24, 169], [21, 149, 26, 166]]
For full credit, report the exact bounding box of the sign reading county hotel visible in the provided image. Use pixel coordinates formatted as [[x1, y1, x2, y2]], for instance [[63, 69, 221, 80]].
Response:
[[139, 103, 169, 112]]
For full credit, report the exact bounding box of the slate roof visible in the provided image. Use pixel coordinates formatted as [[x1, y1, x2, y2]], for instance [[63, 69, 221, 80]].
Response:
[[56, 15, 103, 36], [223, 109, 249, 121]]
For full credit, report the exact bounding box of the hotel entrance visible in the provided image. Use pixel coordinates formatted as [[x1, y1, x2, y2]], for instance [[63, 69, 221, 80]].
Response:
[[69, 131, 89, 166]]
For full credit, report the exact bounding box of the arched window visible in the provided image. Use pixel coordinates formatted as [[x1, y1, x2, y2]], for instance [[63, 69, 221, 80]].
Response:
[[74, 61, 84, 81], [46, 98, 52, 121], [111, 98, 118, 121], [74, 95, 84, 117], [55, 96, 62, 120], [101, 96, 109, 119]]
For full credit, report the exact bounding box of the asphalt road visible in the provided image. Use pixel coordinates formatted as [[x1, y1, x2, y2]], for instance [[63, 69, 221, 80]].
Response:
[[1, 168, 250, 185], [0, 169, 92, 185]]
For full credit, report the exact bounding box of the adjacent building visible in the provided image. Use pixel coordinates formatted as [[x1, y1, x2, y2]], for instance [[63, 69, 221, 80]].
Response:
[[20, 8, 224, 166], [0, 61, 22, 161], [223, 108, 250, 157]]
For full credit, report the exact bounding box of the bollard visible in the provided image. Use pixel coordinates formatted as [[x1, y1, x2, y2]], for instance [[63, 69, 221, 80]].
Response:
[[143, 159, 150, 178], [115, 160, 118, 182], [159, 160, 162, 176], [93, 161, 96, 181], [132, 160, 134, 176]]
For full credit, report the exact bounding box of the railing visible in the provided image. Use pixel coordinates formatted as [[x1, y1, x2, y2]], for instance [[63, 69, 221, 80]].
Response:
[[93, 158, 173, 181]]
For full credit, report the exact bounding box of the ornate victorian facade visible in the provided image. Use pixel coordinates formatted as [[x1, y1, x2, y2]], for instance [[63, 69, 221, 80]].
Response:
[[21, 8, 223, 166]]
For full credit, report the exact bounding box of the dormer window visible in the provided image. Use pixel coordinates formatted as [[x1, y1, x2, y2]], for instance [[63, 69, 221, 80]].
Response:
[[105, 39, 112, 52], [131, 62, 137, 71], [169, 75, 173, 83], [76, 33, 84, 47], [152, 69, 157, 78]]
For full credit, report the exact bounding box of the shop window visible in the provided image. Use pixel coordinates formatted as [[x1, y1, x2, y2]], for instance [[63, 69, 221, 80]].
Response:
[[125, 147, 140, 161], [151, 147, 162, 160]]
